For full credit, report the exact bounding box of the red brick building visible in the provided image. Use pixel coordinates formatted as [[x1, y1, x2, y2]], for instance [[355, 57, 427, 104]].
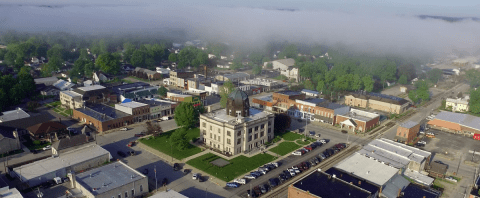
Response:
[[72, 104, 135, 132], [335, 109, 380, 132], [395, 121, 420, 144]]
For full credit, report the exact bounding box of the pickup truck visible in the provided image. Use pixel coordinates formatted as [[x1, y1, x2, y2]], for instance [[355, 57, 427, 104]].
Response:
[[234, 179, 246, 185]]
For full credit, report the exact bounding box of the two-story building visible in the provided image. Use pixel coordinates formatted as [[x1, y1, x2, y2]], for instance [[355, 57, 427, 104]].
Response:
[[446, 97, 469, 112], [138, 99, 176, 119], [199, 89, 274, 155], [115, 101, 150, 123], [395, 121, 420, 144], [169, 70, 195, 88], [60, 85, 116, 109], [344, 91, 410, 114], [335, 109, 380, 132]]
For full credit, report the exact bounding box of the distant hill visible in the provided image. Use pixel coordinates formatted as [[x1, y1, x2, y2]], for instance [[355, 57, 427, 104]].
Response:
[[417, 15, 480, 23]]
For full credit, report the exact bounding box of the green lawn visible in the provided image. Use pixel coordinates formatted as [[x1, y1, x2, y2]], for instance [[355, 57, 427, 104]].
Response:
[[186, 153, 275, 182], [45, 101, 61, 107], [26, 142, 51, 150], [278, 131, 305, 141], [65, 109, 73, 116], [140, 128, 201, 160], [269, 142, 302, 156], [296, 139, 311, 145]]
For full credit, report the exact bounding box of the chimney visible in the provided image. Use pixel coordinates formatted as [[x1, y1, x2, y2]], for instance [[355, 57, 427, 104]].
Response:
[[358, 181, 361, 185], [68, 173, 76, 189]]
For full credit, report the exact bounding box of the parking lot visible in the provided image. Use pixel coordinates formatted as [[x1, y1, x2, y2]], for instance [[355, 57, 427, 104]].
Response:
[[420, 129, 480, 163]]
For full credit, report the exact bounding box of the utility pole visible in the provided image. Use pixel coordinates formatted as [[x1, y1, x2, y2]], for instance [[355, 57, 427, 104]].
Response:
[[456, 154, 463, 175]]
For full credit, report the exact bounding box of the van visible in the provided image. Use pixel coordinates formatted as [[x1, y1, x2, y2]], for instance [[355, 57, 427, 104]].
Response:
[[161, 116, 170, 121]]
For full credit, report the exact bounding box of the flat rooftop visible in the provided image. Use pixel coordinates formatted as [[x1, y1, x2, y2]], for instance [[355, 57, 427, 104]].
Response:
[[357, 145, 410, 169], [301, 89, 319, 94], [202, 108, 271, 124], [253, 94, 273, 102], [325, 168, 380, 194], [369, 138, 431, 163], [292, 170, 372, 198], [434, 111, 480, 131], [335, 153, 399, 186], [76, 85, 106, 92], [116, 101, 148, 109], [340, 109, 379, 122], [13, 145, 109, 181], [76, 104, 130, 121], [276, 90, 302, 96], [109, 82, 150, 92], [149, 190, 188, 198], [139, 99, 172, 107], [0, 108, 30, 123], [403, 169, 434, 186], [76, 161, 145, 195], [34, 77, 58, 84], [298, 98, 326, 104], [61, 90, 83, 98], [400, 121, 419, 129]]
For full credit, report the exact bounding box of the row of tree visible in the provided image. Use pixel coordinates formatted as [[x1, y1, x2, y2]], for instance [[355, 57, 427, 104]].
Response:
[[168, 46, 208, 69], [0, 67, 36, 111]]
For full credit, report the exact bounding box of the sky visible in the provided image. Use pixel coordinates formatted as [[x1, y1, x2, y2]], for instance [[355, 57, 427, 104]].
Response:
[[0, 0, 479, 57]]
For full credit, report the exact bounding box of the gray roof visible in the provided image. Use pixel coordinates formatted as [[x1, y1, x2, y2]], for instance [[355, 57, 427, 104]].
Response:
[[434, 111, 480, 131], [274, 58, 295, 67], [34, 77, 58, 84], [139, 99, 172, 107], [362, 138, 431, 164], [76, 161, 145, 195], [0, 126, 17, 139], [382, 174, 410, 198], [52, 134, 92, 151], [400, 121, 419, 129], [301, 89, 319, 94], [0, 108, 30, 123], [228, 89, 248, 100], [277, 90, 302, 96], [223, 72, 250, 79], [335, 153, 399, 186], [320, 103, 347, 110], [76, 104, 130, 122]]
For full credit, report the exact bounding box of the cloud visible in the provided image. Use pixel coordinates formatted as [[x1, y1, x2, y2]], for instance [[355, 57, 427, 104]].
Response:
[[0, 1, 479, 57]]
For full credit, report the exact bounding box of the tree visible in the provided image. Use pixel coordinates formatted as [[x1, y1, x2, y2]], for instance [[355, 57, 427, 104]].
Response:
[[158, 86, 168, 97], [278, 44, 297, 59], [130, 49, 146, 68], [168, 53, 177, 63], [174, 102, 198, 128], [310, 45, 323, 57], [252, 65, 262, 75], [169, 127, 189, 151], [362, 75, 374, 92], [220, 80, 235, 108], [316, 80, 325, 93], [398, 75, 408, 85], [427, 68, 442, 84], [466, 69, 480, 88], [262, 57, 271, 64], [304, 80, 315, 90], [27, 101, 40, 112], [95, 53, 120, 74], [0, 89, 7, 111], [408, 90, 419, 103], [249, 52, 264, 64], [457, 92, 463, 98], [352, 74, 363, 91], [274, 113, 291, 133]]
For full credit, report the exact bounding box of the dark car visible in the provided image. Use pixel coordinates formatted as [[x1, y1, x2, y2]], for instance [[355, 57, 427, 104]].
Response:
[[134, 132, 146, 137], [117, 151, 127, 157], [259, 185, 267, 194], [226, 182, 240, 188], [310, 143, 317, 149], [198, 176, 206, 182], [128, 151, 135, 156], [251, 172, 261, 177], [253, 186, 262, 196], [162, 178, 168, 186], [323, 151, 330, 158], [173, 163, 180, 171], [268, 178, 279, 187], [278, 174, 286, 182], [341, 130, 348, 134]]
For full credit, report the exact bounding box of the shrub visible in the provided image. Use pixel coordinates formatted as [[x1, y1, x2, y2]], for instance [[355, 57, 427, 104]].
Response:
[[33, 140, 41, 145]]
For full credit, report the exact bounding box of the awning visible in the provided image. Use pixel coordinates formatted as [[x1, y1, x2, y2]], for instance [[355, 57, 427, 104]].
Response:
[[341, 119, 357, 127], [122, 98, 132, 103]]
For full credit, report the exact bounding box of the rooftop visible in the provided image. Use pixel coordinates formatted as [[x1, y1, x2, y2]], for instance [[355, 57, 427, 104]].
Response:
[[325, 168, 380, 194], [34, 77, 58, 84], [0, 108, 30, 123], [0, 186, 22, 198], [139, 99, 173, 107], [53, 79, 75, 90], [292, 170, 372, 198], [202, 108, 271, 124], [0, 126, 17, 139], [335, 153, 399, 186], [350, 91, 409, 106], [76, 161, 145, 195], [76, 85, 106, 92], [61, 90, 83, 98], [223, 72, 250, 79], [340, 109, 379, 122], [254, 94, 273, 102], [319, 103, 348, 110], [301, 89, 319, 94], [149, 190, 188, 198], [76, 104, 130, 122], [363, 138, 431, 164], [401, 184, 441, 198], [116, 101, 148, 109], [274, 58, 295, 67], [108, 82, 150, 93], [357, 145, 410, 169], [52, 134, 93, 151], [26, 121, 67, 135], [433, 111, 480, 131], [276, 90, 302, 96], [400, 121, 419, 129], [446, 98, 469, 105], [13, 145, 109, 181], [403, 169, 435, 186]]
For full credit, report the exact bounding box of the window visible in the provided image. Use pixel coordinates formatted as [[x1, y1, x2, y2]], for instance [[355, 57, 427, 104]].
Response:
[[261, 124, 265, 129], [254, 134, 258, 139], [249, 128, 252, 133], [210, 126, 212, 131], [268, 128, 272, 133], [227, 139, 231, 144], [261, 132, 264, 137], [248, 136, 252, 142], [214, 134, 216, 140], [210, 133, 212, 138], [140, 185, 143, 192], [118, 194, 121, 198], [125, 192, 128, 198], [255, 126, 259, 131], [203, 130, 206, 135], [227, 131, 231, 136], [202, 122, 206, 127], [237, 131, 241, 136], [218, 129, 220, 133], [131, 189, 135, 196], [237, 138, 241, 145], [268, 121, 271, 126], [218, 136, 221, 141]]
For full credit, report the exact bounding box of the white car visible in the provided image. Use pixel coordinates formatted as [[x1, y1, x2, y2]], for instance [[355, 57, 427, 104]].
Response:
[[418, 141, 426, 144], [288, 170, 296, 176], [270, 162, 279, 167], [234, 179, 246, 184], [120, 127, 128, 131], [192, 173, 199, 180], [291, 168, 300, 173], [257, 170, 267, 175], [42, 145, 51, 150], [292, 151, 302, 156], [244, 175, 256, 179], [419, 131, 425, 134]]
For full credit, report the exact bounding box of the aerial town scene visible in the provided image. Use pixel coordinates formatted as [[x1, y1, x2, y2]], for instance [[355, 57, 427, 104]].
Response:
[[0, 0, 479, 198]]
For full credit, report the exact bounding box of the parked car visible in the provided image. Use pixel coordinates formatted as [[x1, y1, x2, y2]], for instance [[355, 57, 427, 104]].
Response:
[[257, 169, 267, 175], [270, 162, 279, 167], [128, 151, 135, 156], [42, 145, 51, 150], [134, 132, 146, 137], [120, 127, 128, 131], [226, 182, 240, 188], [173, 163, 180, 171], [319, 153, 326, 160], [117, 151, 127, 157], [418, 140, 426, 144], [244, 175, 257, 179], [260, 185, 267, 194], [304, 146, 313, 151], [183, 169, 190, 174], [161, 116, 171, 121], [268, 178, 279, 187], [127, 141, 135, 147], [310, 143, 317, 149], [251, 172, 261, 177], [341, 130, 348, 134], [192, 173, 199, 180], [234, 179, 246, 185], [309, 131, 315, 136], [292, 151, 303, 156], [162, 178, 168, 186], [198, 176, 206, 182], [315, 133, 321, 138], [253, 186, 262, 196]]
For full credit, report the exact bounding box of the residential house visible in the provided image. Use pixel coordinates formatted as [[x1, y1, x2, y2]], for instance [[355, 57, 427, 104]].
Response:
[[26, 121, 67, 141], [280, 67, 299, 82], [72, 161, 148, 198], [0, 126, 21, 155], [445, 97, 469, 112], [335, 109, 380, 132], [53, 79, 76, 91], [0, 108, 30, 123], [92, 71, 114, 83], [344, 91, 410, 114], [51, 134, 95, 156], [395, 121, 420, 144]]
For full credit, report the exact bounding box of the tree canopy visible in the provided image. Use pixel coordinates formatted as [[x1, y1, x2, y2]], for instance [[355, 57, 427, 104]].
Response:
[[158, 86, 168, 97], [174, 102, 199, 128], [177, 46, 208, 69]]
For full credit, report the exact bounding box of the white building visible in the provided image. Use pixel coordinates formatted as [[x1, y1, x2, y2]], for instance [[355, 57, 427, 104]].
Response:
[[446, 97, 469, 112], [0, 186, 22, 198], [156, 67, 170, 75], [240, 78, 278, 87], [208, 54, 216, 59], [263, 58, 295, 70], [115, 101, 149, 122], [53, 79, 76, 91], [301, 89, 319, 97], [199, 89, 274, 155]]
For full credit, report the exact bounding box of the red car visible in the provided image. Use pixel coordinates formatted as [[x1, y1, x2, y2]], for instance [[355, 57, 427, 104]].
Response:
[[127, 141, 135, 147], [134, 132, 146, 137], [304, 146, 313, 151]]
